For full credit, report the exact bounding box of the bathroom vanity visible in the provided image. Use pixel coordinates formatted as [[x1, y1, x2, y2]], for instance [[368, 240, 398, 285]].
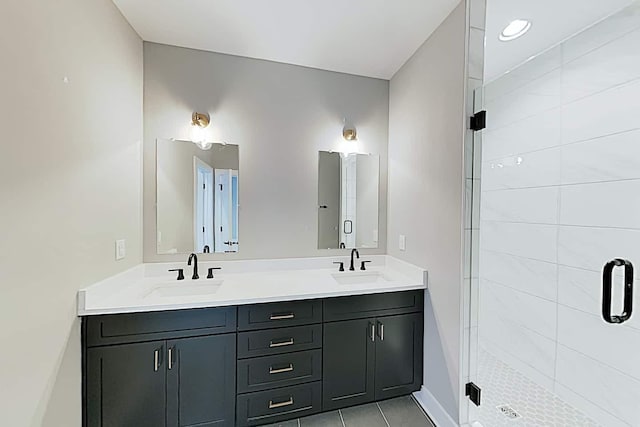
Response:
[[79, 257, 426, 427]]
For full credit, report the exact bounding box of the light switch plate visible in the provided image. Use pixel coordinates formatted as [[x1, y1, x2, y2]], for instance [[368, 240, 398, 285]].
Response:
[[115, 239, 126, 260], [399, 235, 406, 251]]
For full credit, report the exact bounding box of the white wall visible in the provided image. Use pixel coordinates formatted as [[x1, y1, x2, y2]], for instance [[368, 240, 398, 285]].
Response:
[[479, 3, 640, 425], [387, 1, 467, 422], [0, 0, 143, 426], [143, 42, 389, 262]]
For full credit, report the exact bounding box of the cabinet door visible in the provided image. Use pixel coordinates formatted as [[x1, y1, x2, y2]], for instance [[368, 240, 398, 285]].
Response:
[[166, 334, 236, 427], [322, 318, 375, 410], [86, 341, 166, 427], [374, 313, 423, 400]]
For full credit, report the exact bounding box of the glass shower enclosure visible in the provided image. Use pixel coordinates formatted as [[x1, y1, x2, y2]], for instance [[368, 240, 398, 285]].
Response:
[[466, 2, 640, 426]]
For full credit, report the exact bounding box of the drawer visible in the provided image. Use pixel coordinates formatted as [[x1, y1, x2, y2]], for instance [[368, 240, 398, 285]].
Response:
[[237, 299, 322, 331], [237, 349, 322, 394], [323, 290, 424, 322], [236, 381, 322, 427], [237, 324, 322, 359], [84, 307, 237, 347]]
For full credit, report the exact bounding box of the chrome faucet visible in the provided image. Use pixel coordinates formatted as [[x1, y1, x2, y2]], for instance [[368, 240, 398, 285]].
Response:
[[349, 248, 360, 271], [187, 253, 199, 280]]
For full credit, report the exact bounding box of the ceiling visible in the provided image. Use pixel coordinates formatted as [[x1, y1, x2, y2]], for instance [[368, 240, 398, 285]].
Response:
[[485, 0, 634, 81], [112, 0, 460, 80]]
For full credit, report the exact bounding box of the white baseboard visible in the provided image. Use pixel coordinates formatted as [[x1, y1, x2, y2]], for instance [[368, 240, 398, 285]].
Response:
[[412, 386, 460, 427]]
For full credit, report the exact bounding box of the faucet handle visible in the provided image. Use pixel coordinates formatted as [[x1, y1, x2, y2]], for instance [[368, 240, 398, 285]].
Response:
[[207, 267, 222, 279], [360, 261, 372, 271], [333, 262, 345, 272], [168, 269, 185, 280]]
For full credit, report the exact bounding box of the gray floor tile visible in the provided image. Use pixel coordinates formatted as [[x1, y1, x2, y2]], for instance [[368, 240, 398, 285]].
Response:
[[300, 410, 343, 427], [378, 396, 435, 427], [341, 403, 387, 427], [260, 419, 299, 427]]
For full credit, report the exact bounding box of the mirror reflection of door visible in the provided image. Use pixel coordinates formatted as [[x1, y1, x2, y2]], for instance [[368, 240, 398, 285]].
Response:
[[318, 152, 341, 249], [194, 157, 214, 253], [215, 169, 239, 253]]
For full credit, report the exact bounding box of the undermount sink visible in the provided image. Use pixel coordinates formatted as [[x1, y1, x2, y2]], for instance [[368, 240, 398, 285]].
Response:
[[146, 280, 223, 298], [331, 271, 392, 285]]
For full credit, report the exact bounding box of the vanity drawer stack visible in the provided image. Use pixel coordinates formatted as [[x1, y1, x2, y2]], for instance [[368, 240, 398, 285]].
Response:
[[236, 300, 323, 427]]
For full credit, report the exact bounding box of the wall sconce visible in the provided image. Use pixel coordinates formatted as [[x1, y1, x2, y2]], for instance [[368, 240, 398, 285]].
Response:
[[191, 112, 212, 150], [342, 126, 357, 141], [342, 118, 357, 141]]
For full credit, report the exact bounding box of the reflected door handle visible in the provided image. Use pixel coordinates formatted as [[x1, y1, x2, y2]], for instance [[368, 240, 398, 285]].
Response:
[[344, 220, 353, 234], [602, 258, 634, 324]]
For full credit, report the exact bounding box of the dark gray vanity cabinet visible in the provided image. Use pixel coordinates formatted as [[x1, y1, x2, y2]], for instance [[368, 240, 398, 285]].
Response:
[[322, 292, 424, 411], [82, 290, 424, 427], [86, 341, 167, 427], [322, 318, 376, 410], [83, 307, 237, 427], [373, 313, 423, 400], [166, 334, 236, 427]]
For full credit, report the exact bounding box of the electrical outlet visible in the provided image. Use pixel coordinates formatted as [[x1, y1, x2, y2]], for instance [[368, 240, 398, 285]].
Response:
[[399, 235, 406, 251], [116, 239, 126, 260]]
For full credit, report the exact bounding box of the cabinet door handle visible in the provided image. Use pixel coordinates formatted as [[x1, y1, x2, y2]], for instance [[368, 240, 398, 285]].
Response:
[[270, 338, 294, 348], [270, 313, 295, 320], [269, 363, 294, 374], [269, 397, 294, 409], [154, 349, 160, 372], [168, 347, 174, 370], [378, 321, 384, 341], [370, 322, 375, 342]]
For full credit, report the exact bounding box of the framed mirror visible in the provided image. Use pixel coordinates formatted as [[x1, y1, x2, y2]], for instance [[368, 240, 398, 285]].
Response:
[[318, 151, 379, 249], [156, 138, 239, 254]]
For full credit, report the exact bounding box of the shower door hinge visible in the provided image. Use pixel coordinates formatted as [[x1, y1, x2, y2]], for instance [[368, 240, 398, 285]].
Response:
[[465, 382, 482, 406], [470, 111, 487, 131]]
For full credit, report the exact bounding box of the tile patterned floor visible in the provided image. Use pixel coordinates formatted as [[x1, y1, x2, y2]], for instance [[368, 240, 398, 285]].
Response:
[[475, 349, 599, 427], [262, 395, 435, 427]]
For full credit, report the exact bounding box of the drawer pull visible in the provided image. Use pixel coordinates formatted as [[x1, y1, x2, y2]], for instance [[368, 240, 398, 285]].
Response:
[[269, 364, 294, 374], [270, 313, 295, 320], [269, 397, 294, 409], [270, 338, 295, 348]]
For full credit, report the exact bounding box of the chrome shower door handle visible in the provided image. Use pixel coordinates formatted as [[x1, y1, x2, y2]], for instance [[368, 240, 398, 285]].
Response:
[[602, 258, 634, 324]]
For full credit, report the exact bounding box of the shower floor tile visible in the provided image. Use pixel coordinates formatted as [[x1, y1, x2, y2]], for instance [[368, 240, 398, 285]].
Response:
[[475, 349, 599, 427]]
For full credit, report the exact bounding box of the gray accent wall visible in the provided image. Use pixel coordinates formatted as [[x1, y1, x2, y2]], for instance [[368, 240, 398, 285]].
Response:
[[0, 0, 143, 425], [143, 43, 389, 262], [387, 2, 467, 422]]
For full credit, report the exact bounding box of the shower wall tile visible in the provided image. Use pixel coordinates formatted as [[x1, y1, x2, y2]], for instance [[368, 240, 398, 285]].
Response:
[[480, 187, 558, 224], [481, 147, 561, 190], [479, 308, 556, 380], [557, 305, 640, 381], [481, 279, 557, 339], [560, 180, 640, 229], [561, 129, 640, 184], [486, 69, 561, 131], [480, 250, 557, 301], [480, 221, 557, 263], [482, 108, 561, 161], [554, 383, 630, 427], [556, 345, 640, 426], [562, 78, 640, 144], [563, 27, 640, 103], [563, 1, 640, 64], [558, 225, 640, 271], [484, 46, 562, 104]]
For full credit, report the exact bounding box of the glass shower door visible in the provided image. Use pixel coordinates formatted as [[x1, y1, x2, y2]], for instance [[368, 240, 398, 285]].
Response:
[[466, 3, 640, 426]]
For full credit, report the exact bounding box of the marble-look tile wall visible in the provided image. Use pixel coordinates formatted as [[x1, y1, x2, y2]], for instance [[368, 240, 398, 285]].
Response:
[[478, 3, 640, 426]]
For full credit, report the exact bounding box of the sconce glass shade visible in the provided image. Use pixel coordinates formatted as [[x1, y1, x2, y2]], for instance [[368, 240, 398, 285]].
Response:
[[343, 127, 357, 141]]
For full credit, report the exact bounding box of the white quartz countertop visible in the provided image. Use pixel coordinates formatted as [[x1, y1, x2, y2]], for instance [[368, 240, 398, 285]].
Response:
[[78, 255, 427, 316]]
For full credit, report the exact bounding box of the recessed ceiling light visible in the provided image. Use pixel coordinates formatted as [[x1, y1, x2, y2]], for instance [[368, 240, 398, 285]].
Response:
[[499, 19, 532, 41]]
